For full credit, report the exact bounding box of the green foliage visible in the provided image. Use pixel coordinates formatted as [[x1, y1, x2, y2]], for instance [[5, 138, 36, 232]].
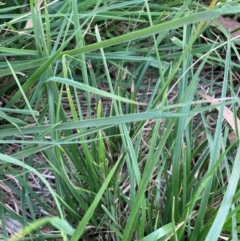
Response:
[[0, 0, 240, 240]]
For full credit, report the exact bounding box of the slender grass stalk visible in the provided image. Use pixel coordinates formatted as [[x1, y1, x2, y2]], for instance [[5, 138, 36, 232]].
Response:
[[1, 1, 240, 240]]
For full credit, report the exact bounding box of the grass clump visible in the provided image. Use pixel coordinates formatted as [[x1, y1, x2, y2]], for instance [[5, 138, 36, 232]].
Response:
[[0, 0, 240, 240]]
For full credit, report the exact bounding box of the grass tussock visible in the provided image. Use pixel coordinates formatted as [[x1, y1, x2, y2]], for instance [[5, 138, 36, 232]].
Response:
[[0, 0, 240, 240]]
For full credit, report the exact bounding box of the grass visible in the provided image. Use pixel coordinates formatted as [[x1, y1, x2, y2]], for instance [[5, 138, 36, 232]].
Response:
[[0, 0, 240, 240]]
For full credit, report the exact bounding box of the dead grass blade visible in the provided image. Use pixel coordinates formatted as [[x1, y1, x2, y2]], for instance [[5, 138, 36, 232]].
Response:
[[200, 93, 240, 141]]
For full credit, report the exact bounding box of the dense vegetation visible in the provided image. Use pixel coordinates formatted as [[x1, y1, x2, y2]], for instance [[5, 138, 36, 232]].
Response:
[[0, 0, 240, 240]]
